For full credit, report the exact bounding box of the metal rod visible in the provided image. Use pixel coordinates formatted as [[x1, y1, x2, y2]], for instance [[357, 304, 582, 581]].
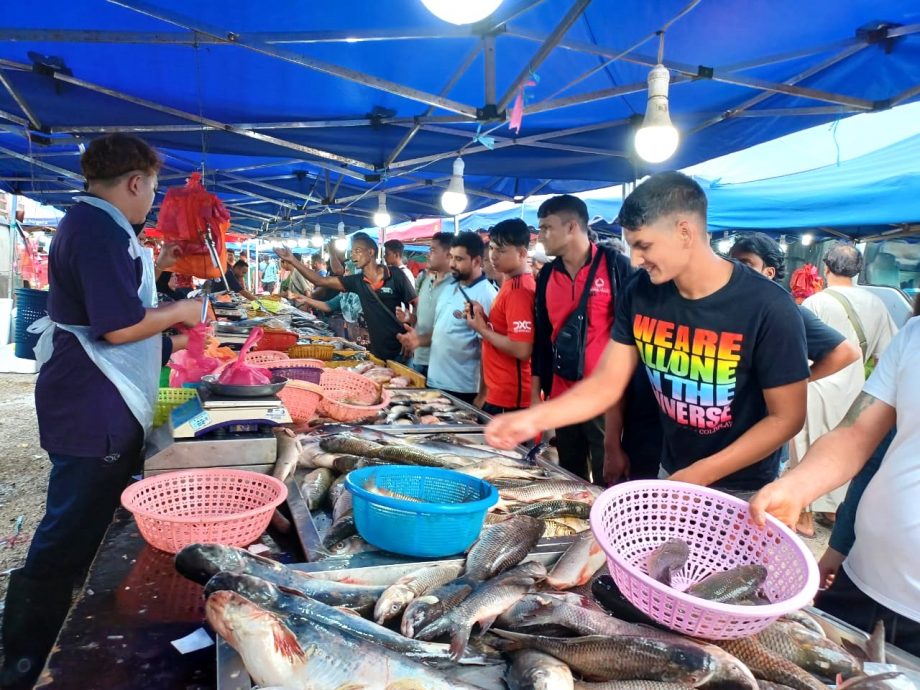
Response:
[[108, 0, 481, 118], [727, 106, 863, 117], [484, 0, 550, 31], [892, 82, 920, 107], [497, 0, 593, 111], [529, 78, 686, 115], [0, 26, 478, 45], [508, 29, 877, 110], [717, 37, 858, 73], [484, 34, 497, 106], [385, 44, 482, 168], [0, 144, 84, 181], [0, 60, 376, 169], [0, 73, 42, 130], [0, 108, 28, 127], [522, 141, 628, 157]]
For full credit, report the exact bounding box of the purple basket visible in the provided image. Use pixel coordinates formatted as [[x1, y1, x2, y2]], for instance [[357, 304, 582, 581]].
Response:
[[590, 480, 819, 640], [270, 366, 322, 385]]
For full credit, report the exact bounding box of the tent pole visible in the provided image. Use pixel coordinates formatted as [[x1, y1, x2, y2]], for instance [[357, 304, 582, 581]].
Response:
[[0, 144, 84, 181], [0, 72, 42, 130]]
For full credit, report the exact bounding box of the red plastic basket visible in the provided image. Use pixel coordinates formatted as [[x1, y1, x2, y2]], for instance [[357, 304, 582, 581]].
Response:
[[277, 380, 324, 424], [253, 330, 298, 352], [590, 480, 819, 640], [121, 469, 287, 554], [319, 368, 391, 422]]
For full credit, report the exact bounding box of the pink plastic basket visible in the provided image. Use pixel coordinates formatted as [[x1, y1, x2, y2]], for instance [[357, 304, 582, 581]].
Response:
[[121, 469, 288, 554], [590, 480, 818, 640], [318, 368, 391, 422], [245, 350, 289, 365], [277, 380, 324, 424]]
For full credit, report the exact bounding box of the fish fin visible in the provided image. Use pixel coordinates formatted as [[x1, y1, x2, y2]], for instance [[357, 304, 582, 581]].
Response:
[[476, 614, 499, 637], [841, 638, 869, 661], [449, 622, 474, 662], [868, 619, 886, 664], [488, 629, 527, 651], [271, 617, 306, 662]]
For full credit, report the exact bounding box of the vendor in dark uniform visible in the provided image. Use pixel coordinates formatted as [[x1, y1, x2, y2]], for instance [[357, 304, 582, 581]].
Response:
[[486, 172, 810, 495], [276, 233, 416, 361], [1, 134, 202, 689]]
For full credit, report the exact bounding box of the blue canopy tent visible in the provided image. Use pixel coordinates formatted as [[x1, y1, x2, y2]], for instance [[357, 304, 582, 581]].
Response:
[[0, 0, 918, 240]]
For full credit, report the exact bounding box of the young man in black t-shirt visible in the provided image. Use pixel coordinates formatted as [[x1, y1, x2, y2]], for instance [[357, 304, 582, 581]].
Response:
[[486, 172, 809, 493]]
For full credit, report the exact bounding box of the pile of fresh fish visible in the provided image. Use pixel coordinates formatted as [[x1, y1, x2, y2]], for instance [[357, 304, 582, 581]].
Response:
[[371, 389, 484, 425], [176, 517, 898, 690], [281, 429, 598, 555], [349, 361, 413, 387]]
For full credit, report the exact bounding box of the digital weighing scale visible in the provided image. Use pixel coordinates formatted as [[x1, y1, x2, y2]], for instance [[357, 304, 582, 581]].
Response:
[[143, 388, 291, 477]]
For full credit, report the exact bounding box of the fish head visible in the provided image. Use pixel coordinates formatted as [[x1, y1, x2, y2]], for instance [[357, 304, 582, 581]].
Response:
[[373, 585, 415, 624], [666, 643, 718, 685], [175, 543, 245, 584], [513, 561, 548, 580], [401, 595, 439, 638], [205, 591, 306, 664], [205, 572, 282, 609]]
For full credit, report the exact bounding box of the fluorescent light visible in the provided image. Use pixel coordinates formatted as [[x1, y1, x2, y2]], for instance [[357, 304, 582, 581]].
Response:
[[420, 0, 503, 25]]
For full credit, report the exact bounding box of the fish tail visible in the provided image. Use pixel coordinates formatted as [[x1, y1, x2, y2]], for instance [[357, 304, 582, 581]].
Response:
[[449, 622, 473, 662]]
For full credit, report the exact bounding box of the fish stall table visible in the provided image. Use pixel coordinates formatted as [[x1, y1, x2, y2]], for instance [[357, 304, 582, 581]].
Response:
[[35, 509, 299, 690]]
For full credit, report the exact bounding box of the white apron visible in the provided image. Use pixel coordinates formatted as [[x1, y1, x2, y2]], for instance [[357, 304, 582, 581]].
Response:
[[29, 196, 162, 436]]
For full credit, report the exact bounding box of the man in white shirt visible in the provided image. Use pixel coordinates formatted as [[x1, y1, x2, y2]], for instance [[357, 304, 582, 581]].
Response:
[[751, 315, 920, 655], [793, 242, 897, 531]]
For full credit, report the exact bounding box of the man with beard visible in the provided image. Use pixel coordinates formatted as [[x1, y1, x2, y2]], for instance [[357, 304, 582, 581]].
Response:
[[399, 232, 497, 404], [277, 233, 416, 361]]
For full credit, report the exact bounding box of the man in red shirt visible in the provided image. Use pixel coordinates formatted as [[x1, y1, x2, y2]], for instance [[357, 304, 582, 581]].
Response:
[[466, 219, 535, 413], [531, 195, 635, 484]]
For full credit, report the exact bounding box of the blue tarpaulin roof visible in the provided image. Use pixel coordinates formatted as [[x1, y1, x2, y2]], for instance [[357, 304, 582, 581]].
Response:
[[0, 0, 918, 237]]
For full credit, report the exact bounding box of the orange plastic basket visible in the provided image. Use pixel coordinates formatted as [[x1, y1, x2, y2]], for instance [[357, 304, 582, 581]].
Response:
[[288, 343, 335, 360], [120, 469, 287, 554], [277, 380, 324, 424], [319, 368, 391, 422], [245, 350, 289, 365]]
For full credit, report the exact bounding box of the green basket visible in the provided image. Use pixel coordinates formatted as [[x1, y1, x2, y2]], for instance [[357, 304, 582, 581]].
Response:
[[154, 388, 198, 428]]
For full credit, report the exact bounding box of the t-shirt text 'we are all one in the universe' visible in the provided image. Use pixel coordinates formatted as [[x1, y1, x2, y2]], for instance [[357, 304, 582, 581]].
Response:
[[633, 314, 742, 434]]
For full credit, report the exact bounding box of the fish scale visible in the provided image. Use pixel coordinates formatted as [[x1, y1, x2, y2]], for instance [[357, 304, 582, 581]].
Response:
[[464, 515, 546, 582], [716, 637, 826, 690]]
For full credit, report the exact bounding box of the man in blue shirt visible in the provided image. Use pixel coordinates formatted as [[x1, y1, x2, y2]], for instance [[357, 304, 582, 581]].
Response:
[[2, 134, 202, 688]]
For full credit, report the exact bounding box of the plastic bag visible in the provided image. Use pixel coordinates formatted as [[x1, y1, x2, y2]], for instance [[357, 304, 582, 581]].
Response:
[[156, 172, 230, 279], [168, 323, 221, 386], [790, 263, 824, 304], [218, 327, 272, 385]]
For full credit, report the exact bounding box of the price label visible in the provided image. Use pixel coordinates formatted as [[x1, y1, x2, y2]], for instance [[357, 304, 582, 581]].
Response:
[[189, 412, 212, 431]]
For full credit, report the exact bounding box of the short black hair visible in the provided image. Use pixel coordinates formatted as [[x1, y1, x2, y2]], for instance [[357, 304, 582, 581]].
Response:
[[383, 239, 405, 257], [351, 232, 378, 255], [618, 171, 707, 231], [311, 254, 326, 265], [730, 232, 786, 281], [232, 259, 248, 269], [537, 194, 589, 232], [489, 218, 530, 249], [430, 231, 454, 252], [451, 232, 485, 260], [823, 241, 863, 278]]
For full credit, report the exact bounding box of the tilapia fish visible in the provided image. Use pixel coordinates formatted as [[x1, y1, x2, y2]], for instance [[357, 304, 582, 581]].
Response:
[[756, 619, 862, 680], [464, 514, 545, 582], [204, 572, 497, 667], [686, 564, 768, 604], [318, 433, 384, 457], [175, 544, 385, 612], [492, 631, 718, 686], [546, 531, 608, 590], [206, 591, 481, 690], [416, 562, 547, 660], [646, 539, 690, 586], [716, 637, 826, 690], [375, 563, 464, 624], [300, 467, 334, 510], [511, 500, 593, 520], [509, 649, 575, 690]]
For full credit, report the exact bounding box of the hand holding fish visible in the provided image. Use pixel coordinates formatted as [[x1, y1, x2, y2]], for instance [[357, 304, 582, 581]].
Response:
[[485, 408, 543, 450], [748, 477, 807, 529]]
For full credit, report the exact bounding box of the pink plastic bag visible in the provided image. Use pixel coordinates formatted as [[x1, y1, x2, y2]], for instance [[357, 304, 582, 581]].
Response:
[[218, 327, 272, 385], [168, 324, 221, 387]]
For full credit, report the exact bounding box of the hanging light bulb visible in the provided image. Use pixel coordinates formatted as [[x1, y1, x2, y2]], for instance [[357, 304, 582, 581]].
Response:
[[800, 232, 814, 247], [335, 221, 348, 251], [298, 228, 310, 248], [311, 222, 323, 248], [441, 157, 468, 216], [779, 235, 788, 252], [634, 64, 680, 163], [420, 0, 503, 25], [373, 192, 391, 228]]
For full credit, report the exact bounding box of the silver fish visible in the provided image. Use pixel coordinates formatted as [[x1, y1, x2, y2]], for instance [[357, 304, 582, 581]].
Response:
[[206, 591, 481, 690], [326, 534, 379, 556], [272, 428, 303, 483], [646, 539, 690, 586], [319, 433, 385, 457], [464, 515, 545, 582], [300, 467, 334, 510], [509, 649, 575, 690], [546, 531, 608, 590], [374, 563, 464, 625]]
